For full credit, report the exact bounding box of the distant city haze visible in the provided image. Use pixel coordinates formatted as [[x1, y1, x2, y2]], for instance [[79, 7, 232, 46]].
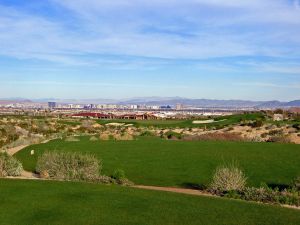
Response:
[[0, 0, 299, 101]]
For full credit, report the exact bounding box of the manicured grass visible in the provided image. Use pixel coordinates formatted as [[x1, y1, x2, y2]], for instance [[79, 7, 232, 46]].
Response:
[[16, 137, 300, 187], [96, 113, 265, 128], [0, 179, 299, 225]]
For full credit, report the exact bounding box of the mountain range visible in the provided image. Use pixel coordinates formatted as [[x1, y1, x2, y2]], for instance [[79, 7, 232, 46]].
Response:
[[1, 97, 300, 108]]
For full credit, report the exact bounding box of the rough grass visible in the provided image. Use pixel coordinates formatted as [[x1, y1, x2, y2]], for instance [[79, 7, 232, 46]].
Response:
[[16, 137, 300, 187], [0, 179, 299, 225]]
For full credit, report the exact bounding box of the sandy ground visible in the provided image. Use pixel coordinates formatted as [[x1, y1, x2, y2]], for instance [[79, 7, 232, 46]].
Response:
[[6, 145, 29, 156]]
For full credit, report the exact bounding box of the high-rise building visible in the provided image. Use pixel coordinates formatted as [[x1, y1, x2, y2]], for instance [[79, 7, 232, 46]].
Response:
[[48, 102, 57, 109], [176, 103, 183, 110]]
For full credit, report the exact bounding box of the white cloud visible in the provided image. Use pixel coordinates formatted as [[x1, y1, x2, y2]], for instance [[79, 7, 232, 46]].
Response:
[[234, 82, 300, 89], [0, 1, 299, 67]]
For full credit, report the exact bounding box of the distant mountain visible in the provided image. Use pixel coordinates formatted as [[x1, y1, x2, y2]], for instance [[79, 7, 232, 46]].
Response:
[[118, 98, 263, 108], [1, 97, 300, 108], [119, 98, 300, 108], [256, 101, 283, 108], [283, 100, 300, 107]]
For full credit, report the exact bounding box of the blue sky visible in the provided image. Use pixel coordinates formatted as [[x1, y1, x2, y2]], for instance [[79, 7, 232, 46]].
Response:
[[0, 0, 300, 101]]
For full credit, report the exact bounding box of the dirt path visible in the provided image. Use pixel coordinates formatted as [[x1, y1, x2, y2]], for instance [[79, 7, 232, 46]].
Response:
[[133, 185, 214, 197], [3, 139, 54, 179], [6, 145, 29, 156], [5, 138, 53, 156]]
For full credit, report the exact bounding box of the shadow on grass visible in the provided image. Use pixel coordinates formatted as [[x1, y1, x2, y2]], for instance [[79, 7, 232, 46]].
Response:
[[180, 182, 207, 190], [267, 183, 291, 191]]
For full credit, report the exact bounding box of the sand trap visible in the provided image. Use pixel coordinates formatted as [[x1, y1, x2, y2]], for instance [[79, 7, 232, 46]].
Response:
[[124, 124, 134, 127], [105, 123, 125, 126], [192, 119, 227, 124]]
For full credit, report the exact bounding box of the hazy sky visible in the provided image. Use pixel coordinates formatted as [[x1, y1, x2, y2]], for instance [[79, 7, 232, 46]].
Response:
[[0, 0, 300, 100]]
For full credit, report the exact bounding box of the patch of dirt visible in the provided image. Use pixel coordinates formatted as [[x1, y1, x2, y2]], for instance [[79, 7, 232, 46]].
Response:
[[6, 145, 29, 156], [134, 185, 216, 197]]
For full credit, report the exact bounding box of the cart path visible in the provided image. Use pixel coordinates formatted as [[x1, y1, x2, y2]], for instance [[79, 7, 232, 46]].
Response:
[[133, 185, 214, 197], [5, 139, 53, 156]]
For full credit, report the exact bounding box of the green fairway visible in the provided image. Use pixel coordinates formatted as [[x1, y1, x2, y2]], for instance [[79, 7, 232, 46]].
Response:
[[95, 113, 264, 128], [16, 137, 300, 187], [0, 179, 299, 225]]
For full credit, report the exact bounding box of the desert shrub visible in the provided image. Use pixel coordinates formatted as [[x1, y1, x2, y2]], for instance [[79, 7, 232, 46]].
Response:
[[112, 133, 134, 141], [89, 136, 98, 141], [164, 131, 182, 140], [260, 132, 268, 138], [241, 186, 300, 206], [268, 129, 282, 136], [292, 124, 300, 131], [210, 164, 247, 192], [97, 175, 116, 184], [0, 152, 23, 177], [249, 120, 263, 128], [183, 133, 245, 142], [293, 176, 300, 191], [36, 151, 101, 181], [99, 133, 110, 140], [65, 136, 80, 142], [250, 136, 264, 142], [140, 130, 154, 136], [242, 187, 274, 202], [81, 120, 95, 132], [267, 135, 291, 143]]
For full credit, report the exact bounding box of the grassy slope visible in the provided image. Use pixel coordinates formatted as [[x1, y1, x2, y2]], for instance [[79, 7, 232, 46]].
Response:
[[0, 179, 299, 225], [16, 137, 300, 187]]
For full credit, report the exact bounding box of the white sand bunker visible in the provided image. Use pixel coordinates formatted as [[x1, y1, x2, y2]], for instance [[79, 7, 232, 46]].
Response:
[[105, 123, 125, 126], [192, 119, 227, 124]]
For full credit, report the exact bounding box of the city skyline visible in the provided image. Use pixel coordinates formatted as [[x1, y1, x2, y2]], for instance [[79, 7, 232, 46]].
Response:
[[0, 0, 300, 101]]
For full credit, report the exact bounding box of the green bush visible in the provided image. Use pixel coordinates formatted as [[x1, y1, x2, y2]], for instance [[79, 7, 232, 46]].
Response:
[[111, 169, 134, 186], [210, 164, 247, 192], [112, 169, 126, 180], [0, 152, 23, 177], [36, 151, 101, 181]]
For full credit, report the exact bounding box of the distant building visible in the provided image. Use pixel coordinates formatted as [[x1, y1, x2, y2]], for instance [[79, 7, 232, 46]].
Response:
[[160, 105, 172, 109], [176, 103, 183, 110], [130, 105, 138, 109], [48, 102, 56, 109], [150, 105, 160, 110]]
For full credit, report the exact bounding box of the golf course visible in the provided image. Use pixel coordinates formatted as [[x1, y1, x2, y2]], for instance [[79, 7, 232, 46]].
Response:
[[16, 137, 300, 187]]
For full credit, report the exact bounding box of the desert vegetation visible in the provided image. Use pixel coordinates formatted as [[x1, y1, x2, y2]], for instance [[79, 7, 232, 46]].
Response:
[[1, 112, 300, 225], [0, 152, 23, 177]]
